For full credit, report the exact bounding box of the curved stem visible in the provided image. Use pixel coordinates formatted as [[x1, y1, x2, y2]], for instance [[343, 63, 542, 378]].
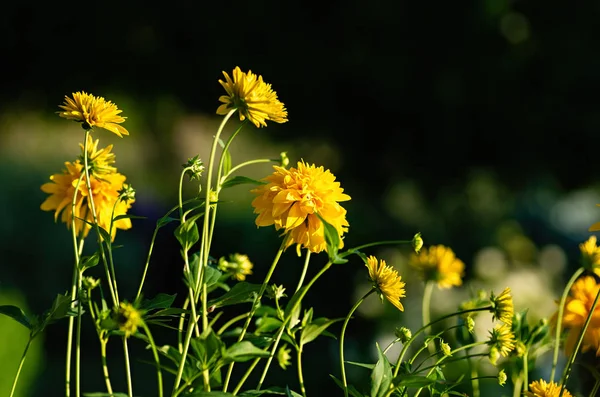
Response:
[[422, 281, 435, 355], [232, 358, 261, 395], [340, 240, 412, 258], [513, 376, 523, 397], [217, 313, 249, 336], [123, 338, 133, 397], [469, 351, 480, 397], [223, 237, 288, 392], [550, 267, 585, 381], [136, 225, 160, 301], [295, 251, 311, 293], [216, 121, 247, 187], [340, 289, 374, 397], [9, 336, 32, 397], [257, 261, 333, 390], [142, 322, 164, 397], [75, 269, 83, 397], [590, 378, 600, 397], [297, 345, 307, 397], [221, 159, 273, 184], [178, 297, 189, 353], [523, 349, 529, 394]]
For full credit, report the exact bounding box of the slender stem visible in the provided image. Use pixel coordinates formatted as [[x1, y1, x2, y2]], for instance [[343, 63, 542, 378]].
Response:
[[257, 261, 333, 390], [513, 376, 523, 397], [142, 322, 164, 397], [217, 313, 249, 336], [297, 346, 307, 397], [415, 353, 487, 373], [9, 336, 33, 397], [66, 171, 85, 397], [559, 285, 600, 397], [295, 251, 311, 293], [221, 159, 273, 184], [340, 290, 374, 397], [136, 226, 160, 301], [171, 285, 201, 394], [178, 297, 190, 353], [340, 240, 412, 258], [469, 353, 480, 397], [523, 349, 529, 394], [75, 269, 83, 397], [123, 338, 133, 397], [100, 338, 114, 395], [422, 281, 435, 355], [232, 358, 261, 395], [223, 237, 288, 392], [590, 378, 600, 397], [550, 267, 585, 381]]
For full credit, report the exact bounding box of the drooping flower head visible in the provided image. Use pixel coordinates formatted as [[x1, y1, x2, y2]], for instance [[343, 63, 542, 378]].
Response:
[[524, 379, 573, 397], [40, 139, 134, 241], [58, 91, 129, 137], [490, 287, 514, 326], [487, 323, 516, 364], [365, 256, 406, 311], [579, 235, 600, 276], [555, 275, 600, 356], [79, 134, 117, 178], [217, 66, 288, 128], [409, 245, 465, 289], [251, 161, 350, 253]]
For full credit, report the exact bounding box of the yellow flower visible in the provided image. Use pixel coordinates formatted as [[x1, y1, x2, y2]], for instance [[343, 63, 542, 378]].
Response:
[[217, 66, 288, 128], [79, 134, 117, 177], [487, 323, 516, 360], [251, 161, 350, 253], [218, 253, 254, 281], [556, 275, 600, 357], [490, 287, 514, 326], [277, 345, 292, 370], [58, 91, 129, 137], [40, 159, 134, 241], [366, 256, 406, 311], [409, 245, 465, 289], [524, 379, 573, 397], [497, 369, 507, 387], [580, 235, 600, 275], [114, 302, 143, 338]]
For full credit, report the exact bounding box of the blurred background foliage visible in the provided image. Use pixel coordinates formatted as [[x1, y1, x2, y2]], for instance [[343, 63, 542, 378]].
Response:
[[1, 0, 600, 396]]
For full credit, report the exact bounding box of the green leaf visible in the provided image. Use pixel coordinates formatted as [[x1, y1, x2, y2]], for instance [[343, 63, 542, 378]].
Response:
[[208, 282, 261, 308], [0, 305, 32, 330], [221, 176, 267, 190], [190, 329, 224, 370], [223, 149, 232, 177], [76, 216, 112, 242], [300, 317, 344, 346], [346, 361, 375, 370], [112, 214, 147, 222], [146, 307, 189, 318], [157, 215, 178, 228], [140, 293, 177, 311], [238, 387, 301, 397], [41, 293, 76, 330], [79, 251, 100, 273], [394, 374, 437, 388], [329, 374, 366, 397], [255, 317, 283, 334], [370, 343, 392, 397], [223, 341, 270, 363], [174, 218, 199, 251], [316, 213, 347, 264]]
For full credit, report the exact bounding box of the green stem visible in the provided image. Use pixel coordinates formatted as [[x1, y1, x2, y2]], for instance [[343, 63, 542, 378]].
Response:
[[340, 290, 375, 397], [100, 338, 114, 396], [469, 353, 480, 397], [9, 335, 33, 397], [257, 261, 333, 390], [123, 338, 133, 397], [75, 269, 83, 397], [590, 378, 600, 397], [217, 313, 249, 336], [216, 121, 248, 187], [559, 284, 600, 397], [513, 376, 523, 397], [523, 349, 529, 394], [422, 281, 435, 355], [550, 267, 585, 382], [295, 251, 311, 293], [340, 240, 412, 258], [178, 297, 189, 353], [136, 225, 160, 301], [221, 159, 273, 184], [142, 322, 164, 397], [222, 237, 288, 392], [297, 346, 307, 397], [415, 353, 487, 373], [232, 358, 261, 395]]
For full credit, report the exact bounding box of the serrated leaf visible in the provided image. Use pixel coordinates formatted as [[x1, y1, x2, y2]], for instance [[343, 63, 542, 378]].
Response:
[[223, 341, 270, 363], [370, 343, 392, 397], [208, 282, 261, 308], [221, 176, 267, 190], [300, 317, 344, 346], [112, 214, 147, 222], [0, 305, 32, 330], [140, 293, 177, 311]]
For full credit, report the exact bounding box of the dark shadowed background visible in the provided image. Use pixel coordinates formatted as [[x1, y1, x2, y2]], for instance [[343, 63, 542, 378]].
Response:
[[1, 1, 599, 396]]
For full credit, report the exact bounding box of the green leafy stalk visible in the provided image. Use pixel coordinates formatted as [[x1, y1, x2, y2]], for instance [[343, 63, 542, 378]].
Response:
[[422, 281, 435, 355], [142, 322, 163, 397], [297, 345, 307, 397]]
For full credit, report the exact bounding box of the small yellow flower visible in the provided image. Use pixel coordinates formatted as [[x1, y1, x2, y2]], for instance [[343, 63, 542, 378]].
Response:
[[251, 161, 350, 253], [554, 275, 600, 357], [490, 287, 514, 326], [580, 235, 600, 275], [487, 323, 516, 360], [82, 276, 100, 291], [79, 134, 117, 177], [497, 369, 507, 386], [440, 341, 452, 357], [217, 66, 288, 128], [366, 256, 406, 311], [58, 91, 129, 137], [218, 253, 254, 281], [412, 232, 424, 254], [409, 245, 465, 289], [524, 379, 573, 397], [277, 345, 292, 370], [114, 302, 143, 338]]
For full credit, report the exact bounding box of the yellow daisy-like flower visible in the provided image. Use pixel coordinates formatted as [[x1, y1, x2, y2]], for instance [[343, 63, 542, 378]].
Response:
[[251, 161, 350, 253], [79, 134, 117, 178], [114, 302, 144, 338], [366, 256, 406, 311], [580, 235, 600, 275], [524, 379, 573, 397], [409, 245, 465, 289], [556, 275, 600, 357], [218, 253, 254, 281], [40, 158, 134, 241], [58, 91, 129, 137], [217, 66, 288, 128], [487, 323, 516, 359], [490, 287, 514, 326]]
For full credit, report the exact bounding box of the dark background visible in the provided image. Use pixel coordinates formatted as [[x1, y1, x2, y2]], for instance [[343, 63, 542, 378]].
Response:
[[1, 1, 599, 396]]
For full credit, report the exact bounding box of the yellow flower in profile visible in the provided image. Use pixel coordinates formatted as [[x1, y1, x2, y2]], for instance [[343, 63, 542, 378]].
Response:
[[114, 302, 144, 338], [251, 161, 350, 253], [79, 134, 117, 178], [218, 253, 254, 281], [41, 148, 134, 241], [524, 379, 573, 397], [557, 275, 600, 357], [58, 91, 129, 137], [409, 245, 465, 289], [490, 287, 514, 326], [487, 323, 516, 360], [366, 256, 406, 311], [217, 66, 288, 128], [579, 235, 600, 275]]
